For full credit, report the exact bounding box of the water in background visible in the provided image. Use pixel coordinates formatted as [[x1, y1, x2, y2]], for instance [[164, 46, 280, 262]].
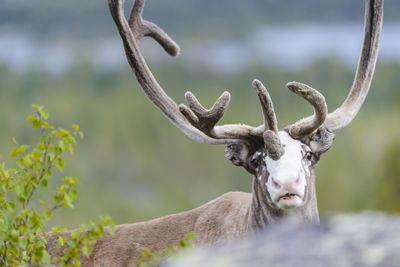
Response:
[[0, 23, 399, 74]]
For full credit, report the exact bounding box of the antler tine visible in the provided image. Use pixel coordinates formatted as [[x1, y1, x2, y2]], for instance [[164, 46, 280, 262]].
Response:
[[128, 0, 145, 24], [126, 0, 180, 56], [177, 80, 283, 145], [252, 79, 284, 160], [128, 0, 145, 22], [323, 0, 383, 132], [285, 82, 328, 138], [178, 91, 231, 136], [252, 79, 279, 133]]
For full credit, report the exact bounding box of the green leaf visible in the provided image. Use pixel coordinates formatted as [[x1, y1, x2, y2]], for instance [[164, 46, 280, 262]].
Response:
[[5, 202, 16, 212], [40, 178, 48, 187], [58, 140, 67, 152], [44, 169, 52, 178], [71, 229, 82, 239], [40, 200, 49, 208], [14, 184, 23, 195], [58, 128, 70, 138], [18, 237, 28, 249], [41, 109, 49, 120], [56, 158, 64, 171], [18, 195, 27, 204], [82, 245, 93, 258], [32, 104, 42, 111], [26, 115, 36, 122], [67, 136, 76, 144], [32, 118, 41, 128], [54, 146, 62, 155], [67, 239, 77, 248], [69, 146, 75, 155], [23, 156, 32, 167], [63, 194, 74, 209], [64, 176, 79, 186], [50, 130, 58, 136], [41, 250, 51, 265], [10, 229, 19, 240], [56, 235, 66, 250], [47, 153, 55, 162], [12, 136, 18, 144], [43, 210, 52, 220], [51, 226, 67, 233], [72, 124, 79, 131], [40, 120, 49, 128], [10, 147, 18, 158], [37, 143, 46, 150], [32, 148, 42, 158], [29, 212, 40, 226], [16, 158, 24, 168]]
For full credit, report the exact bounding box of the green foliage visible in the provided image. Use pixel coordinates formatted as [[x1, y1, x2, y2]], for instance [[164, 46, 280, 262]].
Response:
[[135, 233, 196, 267], [0, 105, 114, 266], [51, 215, 115, 267]]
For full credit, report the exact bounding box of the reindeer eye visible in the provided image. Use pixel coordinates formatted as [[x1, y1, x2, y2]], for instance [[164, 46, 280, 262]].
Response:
[[305, 151, 313, 161], [250, 158, 260, 168]]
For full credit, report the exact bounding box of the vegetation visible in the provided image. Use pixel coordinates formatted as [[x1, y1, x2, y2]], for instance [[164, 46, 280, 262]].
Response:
[[0, 58, 399, 231], [0, 106, 114, 266], [136, 233, 196, 267]]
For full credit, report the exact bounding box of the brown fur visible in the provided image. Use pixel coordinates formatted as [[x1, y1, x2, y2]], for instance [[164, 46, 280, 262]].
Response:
[[46, 169, 319, 266], [46, 192, 253, 266]]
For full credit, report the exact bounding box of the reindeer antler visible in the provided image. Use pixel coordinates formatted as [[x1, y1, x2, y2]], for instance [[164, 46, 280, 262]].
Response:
[[178, 91, 231, 137], [109, 0, 383, 154], [285, 82, 328, 138], [285, 0, 383, 137], [108, 0, 284, 148], [252, 79, 284, 159], [109, 0, 239, 144]]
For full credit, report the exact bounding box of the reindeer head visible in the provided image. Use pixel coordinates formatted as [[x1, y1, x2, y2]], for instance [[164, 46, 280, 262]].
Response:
[[223, 80, 335, 210], [109, 0, 383, 212]]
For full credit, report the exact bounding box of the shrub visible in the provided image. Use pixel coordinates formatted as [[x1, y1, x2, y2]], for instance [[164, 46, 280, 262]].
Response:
[[136, 233, 196, 267], [0, 105, 114, 266]]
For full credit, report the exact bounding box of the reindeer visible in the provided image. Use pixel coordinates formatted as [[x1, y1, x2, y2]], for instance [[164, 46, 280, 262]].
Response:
[[46, 0, 383, 265]]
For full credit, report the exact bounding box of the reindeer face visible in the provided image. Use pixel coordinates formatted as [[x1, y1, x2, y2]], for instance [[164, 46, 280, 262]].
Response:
[[225, 128, 334, 211], [252, 131, 312, 210]]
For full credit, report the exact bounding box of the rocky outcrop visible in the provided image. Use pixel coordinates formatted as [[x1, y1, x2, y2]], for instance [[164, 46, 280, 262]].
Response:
[[166, 212, 400, 267]]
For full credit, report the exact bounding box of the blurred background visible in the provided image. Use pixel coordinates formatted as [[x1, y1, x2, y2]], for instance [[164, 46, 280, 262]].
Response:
[[0, 0, 399, 229]]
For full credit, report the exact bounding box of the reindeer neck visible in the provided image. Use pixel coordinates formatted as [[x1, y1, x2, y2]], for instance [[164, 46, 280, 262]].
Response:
[[249, 174, 319, 230]]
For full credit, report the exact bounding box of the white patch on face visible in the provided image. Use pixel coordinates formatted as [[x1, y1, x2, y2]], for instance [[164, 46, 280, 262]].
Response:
[[264, 131, 310, 210]]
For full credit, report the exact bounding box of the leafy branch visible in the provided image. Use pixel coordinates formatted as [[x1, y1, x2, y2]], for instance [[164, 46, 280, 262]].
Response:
[[136, 233, 196, 267], [0, 105, 113, 266]]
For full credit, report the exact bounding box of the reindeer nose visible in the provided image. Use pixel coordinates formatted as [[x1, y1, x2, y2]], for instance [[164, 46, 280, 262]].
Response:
[[271, 177, 281, 190], [271, 173, 302, 192]]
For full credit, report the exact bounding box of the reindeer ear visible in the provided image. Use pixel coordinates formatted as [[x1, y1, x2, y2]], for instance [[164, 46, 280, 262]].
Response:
[[224, 143, 250, 166], [308, 127, 335, 158], [224, 141, 263, 174]]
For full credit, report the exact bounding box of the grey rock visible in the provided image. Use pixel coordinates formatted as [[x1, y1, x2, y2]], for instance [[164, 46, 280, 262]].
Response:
[[165, 212, 400, 267]]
